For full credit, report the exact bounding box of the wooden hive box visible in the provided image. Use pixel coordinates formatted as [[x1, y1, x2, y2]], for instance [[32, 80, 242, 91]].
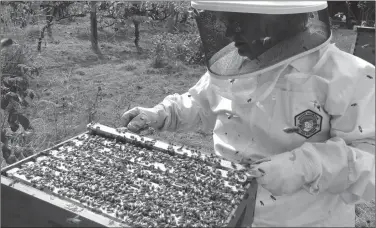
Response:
[[351, 26, 375, 65], [2, 123, 258, 227]]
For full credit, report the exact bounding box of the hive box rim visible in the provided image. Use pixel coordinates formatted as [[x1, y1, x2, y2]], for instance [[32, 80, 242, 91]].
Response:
[[2, 123, 257, 227], [1, 175, 129, 227]]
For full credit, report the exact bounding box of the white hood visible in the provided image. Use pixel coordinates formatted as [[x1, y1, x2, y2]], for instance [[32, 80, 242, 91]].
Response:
[[191, 1, 328, 14]]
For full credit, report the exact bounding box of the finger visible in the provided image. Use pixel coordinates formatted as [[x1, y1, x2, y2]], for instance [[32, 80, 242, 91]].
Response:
[[239, 157, 254, 166], [246, 160, 271, 170], [127, 114, 149, 133], [246, 168, 264, 178], [116, 127, 128, 133], [239, 157, 271, 167], [239, 158, 252, 166], [251, 157, 271, 165], [127, 121, 146, 133], [121, 107, 140, 127]]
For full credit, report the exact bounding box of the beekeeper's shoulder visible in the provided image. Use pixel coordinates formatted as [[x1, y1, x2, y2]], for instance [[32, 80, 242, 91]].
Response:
[[312, 44, 375, 114], [312, 43, 375, 85], [188, 70, 212, 98]]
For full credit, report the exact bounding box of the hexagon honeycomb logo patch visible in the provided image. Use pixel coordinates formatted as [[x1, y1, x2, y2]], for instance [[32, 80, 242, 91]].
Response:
[[294, 109, 322, 139]]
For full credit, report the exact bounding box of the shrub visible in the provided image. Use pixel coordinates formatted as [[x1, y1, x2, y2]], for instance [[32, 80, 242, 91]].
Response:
[[1, 41, 39, 165], [125, 63, 137, 71], [152, 41, 168, 68], [151, 31, 205, 67]]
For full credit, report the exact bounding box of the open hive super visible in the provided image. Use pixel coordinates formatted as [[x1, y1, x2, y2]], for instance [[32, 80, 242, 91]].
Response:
[[2, 123, 256, 227]]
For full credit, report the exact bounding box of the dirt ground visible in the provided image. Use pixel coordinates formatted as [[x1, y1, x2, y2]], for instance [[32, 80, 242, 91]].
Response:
[[1, 16, 374, 227]]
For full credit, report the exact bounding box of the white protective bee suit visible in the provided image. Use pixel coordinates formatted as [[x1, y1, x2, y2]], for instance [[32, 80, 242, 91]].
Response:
[[122, 1, 375, 227]]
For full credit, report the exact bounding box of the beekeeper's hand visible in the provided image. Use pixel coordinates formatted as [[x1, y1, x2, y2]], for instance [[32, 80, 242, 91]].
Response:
[[247, 150, 319, 196], [121, 105, 167, 133]]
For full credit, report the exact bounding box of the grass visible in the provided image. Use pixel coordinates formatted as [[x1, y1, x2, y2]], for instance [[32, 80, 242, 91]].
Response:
[[1, 16, 374, 227]]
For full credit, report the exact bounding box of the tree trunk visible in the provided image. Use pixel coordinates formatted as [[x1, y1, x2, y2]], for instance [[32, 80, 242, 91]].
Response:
[[37, 6, 54, 51], [38, 23, 51, 52], [46, 6, 55, 39], [174, 12, 179, 26], [180, 11, 188, 24], [166, 16, 175, 33], [345, 3, 352, 29], [90, 2, 99, 53], [134, 20, 140, 49]]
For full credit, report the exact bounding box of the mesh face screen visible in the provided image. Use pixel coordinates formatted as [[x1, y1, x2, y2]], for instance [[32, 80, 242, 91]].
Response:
[[194, 8, 331, 76]]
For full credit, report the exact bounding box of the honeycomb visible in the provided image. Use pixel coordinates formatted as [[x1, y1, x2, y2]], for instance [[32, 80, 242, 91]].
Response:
[[5, 124, 251, 227]]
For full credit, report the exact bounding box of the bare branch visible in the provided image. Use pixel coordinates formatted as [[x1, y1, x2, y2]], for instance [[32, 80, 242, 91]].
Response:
[[55, 13, 87, 22]]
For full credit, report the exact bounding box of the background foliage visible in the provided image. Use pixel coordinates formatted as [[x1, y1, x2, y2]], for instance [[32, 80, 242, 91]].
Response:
[[0, 1, 374, 227]]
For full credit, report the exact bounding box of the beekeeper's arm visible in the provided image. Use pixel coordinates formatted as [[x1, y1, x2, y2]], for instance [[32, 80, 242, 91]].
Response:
[[252, 60, 375, 205], [303, 62, 375, 204], [121, 73, 215, 133]]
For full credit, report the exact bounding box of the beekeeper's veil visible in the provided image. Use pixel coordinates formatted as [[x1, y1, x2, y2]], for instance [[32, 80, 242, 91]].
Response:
[[191, 1, 331, 77]]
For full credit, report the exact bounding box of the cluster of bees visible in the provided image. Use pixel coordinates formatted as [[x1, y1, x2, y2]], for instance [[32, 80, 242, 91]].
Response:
[[12, 133, 249, 227]]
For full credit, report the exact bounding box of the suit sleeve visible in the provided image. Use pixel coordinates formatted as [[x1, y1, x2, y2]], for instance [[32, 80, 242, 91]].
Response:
[[157, 72, 216, 133], [296, 54, 375, 204]]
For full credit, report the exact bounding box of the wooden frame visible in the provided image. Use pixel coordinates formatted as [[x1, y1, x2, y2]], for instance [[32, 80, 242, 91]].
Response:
[[2, 123, 258, 227], [2, 176, 126, 227]]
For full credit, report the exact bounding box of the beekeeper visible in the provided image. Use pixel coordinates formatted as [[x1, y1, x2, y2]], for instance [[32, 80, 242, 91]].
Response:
[[121, 1, 375, 227]]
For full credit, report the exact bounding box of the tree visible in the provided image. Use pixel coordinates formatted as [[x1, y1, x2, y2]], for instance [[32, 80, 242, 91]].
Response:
[[129, 3, 143, 50], [37, 1, 87, 52], [97, 1, 191, 49], [1, 39, 38, 164], [90, 1, 100, 54], [357, 1, 375, 26]]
